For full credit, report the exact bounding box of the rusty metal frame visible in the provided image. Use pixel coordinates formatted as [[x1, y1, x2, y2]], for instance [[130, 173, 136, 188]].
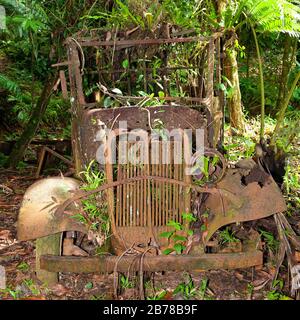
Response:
[[76, 34, 223, 47], [64, 35, 224, 112], [40, 249, 262, 273], [60, 32, 226, 174]]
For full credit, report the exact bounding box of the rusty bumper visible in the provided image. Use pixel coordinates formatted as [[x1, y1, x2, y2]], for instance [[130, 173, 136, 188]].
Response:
[[40, 250, 262, 273]]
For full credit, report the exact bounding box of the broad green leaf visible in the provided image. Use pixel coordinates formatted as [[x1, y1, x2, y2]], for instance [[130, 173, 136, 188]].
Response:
[[103, 96, 113, 108], [166, 220, 182, 230], [173, 235, 187, 242], [159, 231, 174, 239], [182, 213, 197, 222], [216, 83, 226, 92], [162, 248, 174, 255]]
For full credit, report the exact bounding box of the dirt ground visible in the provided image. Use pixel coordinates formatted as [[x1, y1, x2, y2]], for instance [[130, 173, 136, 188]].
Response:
[[0, 168, 297, 300]]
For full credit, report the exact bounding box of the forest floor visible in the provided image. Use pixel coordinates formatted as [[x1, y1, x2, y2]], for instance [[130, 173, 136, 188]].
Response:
[[0, 119, 299, 300], [0, 168, 296, 300]]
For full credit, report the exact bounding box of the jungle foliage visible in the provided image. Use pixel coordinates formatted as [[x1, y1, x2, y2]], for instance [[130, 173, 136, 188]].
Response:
[[0, 0, 299, 167]]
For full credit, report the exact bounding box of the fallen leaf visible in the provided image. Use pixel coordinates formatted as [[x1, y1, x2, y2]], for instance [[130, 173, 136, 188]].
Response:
[[266, 265, 276, 277], [234, 271, 244, 281], [201, 231, 208, 242], [163, 291, 174, 300], [252, 279, 270, 291], [0, 230, 11, 240], [63, 239, 89, 256], [50, 283, 69, 297], [256, 270, 272, 279], [92, 274, 105, 282], [294, 251, 300, 262]]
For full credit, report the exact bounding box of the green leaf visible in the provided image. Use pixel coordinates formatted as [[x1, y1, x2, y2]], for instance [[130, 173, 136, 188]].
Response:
[[157, 290, 167, 300], [155, 81, 164, 90], [138, 90, 147, 96], [173, 243, 186, 254], [226, 87, 235, 99], [137, 74, 144, 83], [72, 214, 88, 224], [202, 157, 209, 178], [211, 155, 219, 167], [279, 295, 293, 300], [158, 91, 165, 98], [17, 262, 29, 272], [122, 59, 129, 69], [166, 220, 182, 230], [182, 213, 197, 222], [159, 231, 174, 239], [173, 283, 185, 295], [187, 230, 194, 236], [173, 235, 187, 242], [85, 282, 93, 289], [162, 248, 174, 255], [202, 212, 209, 218], [200, 224, 207, 232], [103, 96, 113, 108], [217, 83, 226, 92]]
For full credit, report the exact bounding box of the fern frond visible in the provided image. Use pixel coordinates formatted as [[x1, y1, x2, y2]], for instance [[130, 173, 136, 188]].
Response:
[[248, 0, 300, 35], [0, 73, 21, 96], [228, 0, 300, 36]]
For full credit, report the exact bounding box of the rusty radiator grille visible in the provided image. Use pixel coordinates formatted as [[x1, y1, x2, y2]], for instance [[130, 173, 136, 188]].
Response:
[[114, 141, 190, 227]]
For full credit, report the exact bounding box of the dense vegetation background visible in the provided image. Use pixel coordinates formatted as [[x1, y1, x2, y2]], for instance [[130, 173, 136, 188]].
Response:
[[0, 0, 299, 163]]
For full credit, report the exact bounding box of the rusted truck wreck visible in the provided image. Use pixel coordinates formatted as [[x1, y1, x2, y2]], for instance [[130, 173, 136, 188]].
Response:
[[17, 30, 286, 284]]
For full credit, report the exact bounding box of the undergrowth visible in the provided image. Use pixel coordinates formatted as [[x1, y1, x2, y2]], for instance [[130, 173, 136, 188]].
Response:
[[72, 160, 109, 247]]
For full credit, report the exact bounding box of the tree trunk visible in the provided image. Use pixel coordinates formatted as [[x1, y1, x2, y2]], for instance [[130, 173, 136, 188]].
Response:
[[275, 36, 297, 112], [271, 69, 300, 146], [224, 48, 245, 133], [217, 0, 244, 133], [8, 74, 57, 168], [271, 37, 297, 147], [250, 24, 265, 139]]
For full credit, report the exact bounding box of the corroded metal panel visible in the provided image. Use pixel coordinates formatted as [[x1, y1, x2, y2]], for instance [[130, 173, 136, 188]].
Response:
[[204, 167, 287, 242], [18, 177, 87, 241], [80, 106, 210, 167], [40, 250, 263, 273]]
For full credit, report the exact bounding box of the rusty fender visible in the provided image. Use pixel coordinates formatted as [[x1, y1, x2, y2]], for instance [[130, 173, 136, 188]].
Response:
[[204, 167, 287, 242], [18, 177, 87, 241]]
